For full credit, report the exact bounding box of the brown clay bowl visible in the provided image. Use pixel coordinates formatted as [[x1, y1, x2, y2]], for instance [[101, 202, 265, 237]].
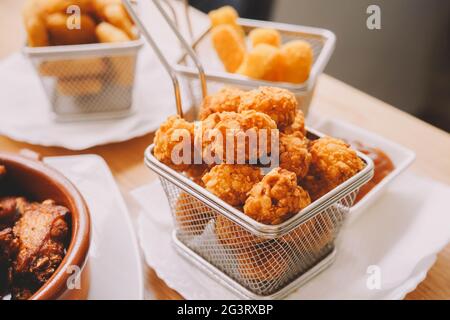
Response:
[[0, 152, 91, 300]]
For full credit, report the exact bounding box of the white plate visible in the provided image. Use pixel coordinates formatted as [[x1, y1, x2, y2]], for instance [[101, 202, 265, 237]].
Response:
[[314, 118, 416, 223], [44, 155, 144, 300]]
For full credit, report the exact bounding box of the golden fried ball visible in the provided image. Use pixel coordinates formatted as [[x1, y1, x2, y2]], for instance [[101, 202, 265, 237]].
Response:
[[211, 24, 246, 73], [237, 44, 284, 82], [279, 40, 314, 84], [199, 87, 244, 120], [238, 86, 297, 129], [175, 192, 214, 235], [202, 164, 262, 206], [244, 168, 311, 225], [249, 28, 281, 48], [282, 110, 306, 137], [153, 115, 194, 171], [279, 133, 311, 179]]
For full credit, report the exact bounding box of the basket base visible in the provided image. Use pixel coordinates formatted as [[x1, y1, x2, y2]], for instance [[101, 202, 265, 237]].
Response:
[[172, 231, 337, 300]]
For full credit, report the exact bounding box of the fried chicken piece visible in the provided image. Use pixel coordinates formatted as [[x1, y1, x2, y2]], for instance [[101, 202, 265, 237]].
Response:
[[282, 110, 306, 137], [301, 137, 365, 201], [238, 87, 297, 129], [184, 165, 210, 186], [237, 44, 284, 82], [175, 192, 214, 235], [244, 168, 311, 225], [201, 111, 277, 164], [211, 24, 246, 73], [214, 214, 265, 249], [249, 28, 281, 48], [279, 40, 313, 84], [153, 115, 195, 171], [279, 133, 311, 179], [0, 197, 20, 228], [199, 87, 244, 120], [202, 164, 262, 206], [12, 199, 69, 291]]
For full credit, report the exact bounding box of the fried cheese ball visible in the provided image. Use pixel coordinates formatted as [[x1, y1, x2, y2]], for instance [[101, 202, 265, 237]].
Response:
[[282, 110, 306, 137], [175, 192, 214, 235], [244, 168, 311, 225], [211, 25, 246, 73], [103, 3, 136, 39], [215, 214, 265, 249], [96, 22, 130, 42], [201, 111, 277, 163], [208, 5, 245, 40], [45, 12, 97, 45], [199, 87, 244, 120], [279, 133, 311, 179], [239, 86, 297, 129], [302, 137, 365, 200], [153, 115, 194, 171], [202, 164, 262, 206], [237, 243, 290, 282], [249, 28, 281, 48], [237, 44, 284, 82], [24, 16, 49, 47], [279, 40, 314, 84]]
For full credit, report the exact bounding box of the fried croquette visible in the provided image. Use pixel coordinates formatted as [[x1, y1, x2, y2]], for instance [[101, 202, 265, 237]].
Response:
[[208, 5, 245, 39], [279, 133, 311, 179], [249, 28, 281, 48], [237, 44, 284, 82], [282, 110, 306, 137], [201, 111, 277, 164], [301, 137, 365, 200], [215, 215, 265, 249], [175, 192, 214, 235], [95, 21, 130, 42], [239, 86, 297, 129], [103, 3, 136, 39], [24, 16, 49, 47], [211, 24, 246, 73], [279, 40, 313, 84], [199, 87, 244, 120], [153, 115, 195, 171], [244, 168, 311, 225], [45, 12, 97, 45], [202, 164, 262, 206]]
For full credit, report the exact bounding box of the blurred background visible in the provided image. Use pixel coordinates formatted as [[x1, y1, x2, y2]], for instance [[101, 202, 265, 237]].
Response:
[[191, 0, 450, 132]]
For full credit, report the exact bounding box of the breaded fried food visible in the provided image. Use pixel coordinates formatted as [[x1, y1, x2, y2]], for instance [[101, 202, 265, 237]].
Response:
[[202, 164, 262, 206], [45, 12, 97, 45], [302, 137, 365, 200], [239, 86, 297, 129], [208, 5, 245, 40], [237, 242, 289, 282], [244, 168, 311, 225], [199, 87, 244, 120], [282, 110, 306, 136], [201, 111, 277, 163], [95, 21, 130, 42], [38, 57, 107, 78], [0, 197, 19, 226], [184, 165, 210, 186], [153, 115, 195, 171], [215, 214, 265, 249], [57, 77, 103, 96], [249, 28, 281, 48], [24, 16, 49, 47], [92, 0, 122, 19], [175, 192, 214, 235], [103, 3, 136, 39], [237, 44, 284, 82], [279, 133, 311, 179], [211, 24, 246, 73], [279, 40, 313, 84]]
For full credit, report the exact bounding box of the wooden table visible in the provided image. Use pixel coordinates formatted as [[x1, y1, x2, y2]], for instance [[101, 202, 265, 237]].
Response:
[[1, 0, 449, 300]]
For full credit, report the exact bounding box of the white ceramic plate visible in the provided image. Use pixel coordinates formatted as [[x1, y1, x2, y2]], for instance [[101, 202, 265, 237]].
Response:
[[44, 155, 144, 300], [314, 118, 416, 223]]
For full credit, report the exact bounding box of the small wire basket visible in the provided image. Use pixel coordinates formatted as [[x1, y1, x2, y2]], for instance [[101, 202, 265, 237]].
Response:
[[144, 128, 374, 299], [23, 38, 143, 121]]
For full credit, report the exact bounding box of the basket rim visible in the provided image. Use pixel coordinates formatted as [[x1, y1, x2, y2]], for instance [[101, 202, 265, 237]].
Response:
[[175, 18, 336, 92], [144, 127, 374, 237]]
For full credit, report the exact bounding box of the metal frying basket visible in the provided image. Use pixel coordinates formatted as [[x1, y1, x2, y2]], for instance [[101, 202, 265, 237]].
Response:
[[127, 0, 371, 299]]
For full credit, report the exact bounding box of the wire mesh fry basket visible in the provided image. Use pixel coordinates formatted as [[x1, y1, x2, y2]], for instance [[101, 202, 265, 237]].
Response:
[[126, 0, 372, 299], [23, 37, 143, 121]]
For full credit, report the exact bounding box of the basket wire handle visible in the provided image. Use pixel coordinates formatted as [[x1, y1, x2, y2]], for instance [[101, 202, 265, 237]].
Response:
[[122, 0, 207, 118]]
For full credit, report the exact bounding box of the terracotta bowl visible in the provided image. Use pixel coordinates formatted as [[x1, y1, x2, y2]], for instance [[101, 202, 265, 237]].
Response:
[[0, 152, 91, 300]]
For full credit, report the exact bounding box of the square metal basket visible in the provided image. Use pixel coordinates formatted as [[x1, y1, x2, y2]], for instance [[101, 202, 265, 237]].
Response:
[[144, 128, 374, 299], [23, 38, 143, 121]]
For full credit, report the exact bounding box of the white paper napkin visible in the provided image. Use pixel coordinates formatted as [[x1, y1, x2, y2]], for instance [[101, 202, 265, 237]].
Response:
[[132, 172, 450, 299], [0, 1, 208, 150]]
